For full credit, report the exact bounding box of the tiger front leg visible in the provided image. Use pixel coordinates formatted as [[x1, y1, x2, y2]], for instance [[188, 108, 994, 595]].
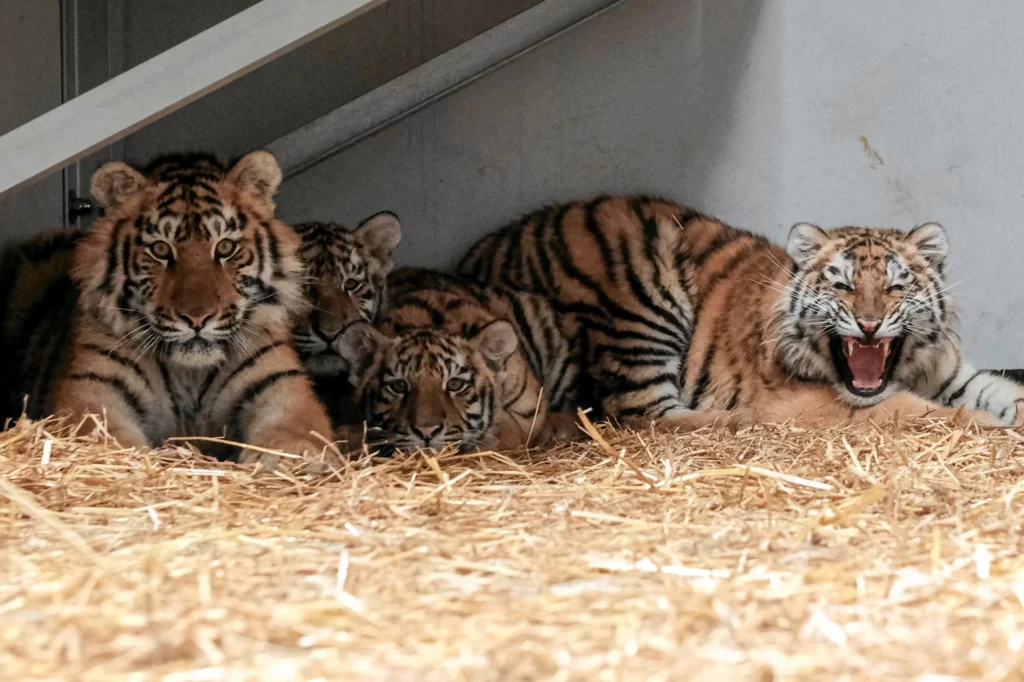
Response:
[[53, 375, 152, 449], [235, 374, 338, 472], [853, 391, 998, 427], [931, 362, 1024, 425]]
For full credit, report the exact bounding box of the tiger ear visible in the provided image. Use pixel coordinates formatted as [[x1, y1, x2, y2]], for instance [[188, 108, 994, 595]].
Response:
[[907, 222, 948, 268], [355, 211, 402, 270], [226, 151, 282, 203], [470, 320, 519, 371], [90, 162, 149, 210], [786, 222, 829, 268], [333, 322, 387, 384]]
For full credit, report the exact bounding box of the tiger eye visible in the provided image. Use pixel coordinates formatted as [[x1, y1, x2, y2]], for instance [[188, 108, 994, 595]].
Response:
[[343, 279, 364, 293], [149, 241, 172, 259], [215, 239, 237, 258], [385, 379, 409, 395], [446, 377, 469, 394]]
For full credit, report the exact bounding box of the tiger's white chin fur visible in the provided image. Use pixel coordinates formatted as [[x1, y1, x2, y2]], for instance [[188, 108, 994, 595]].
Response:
[[835, 381, 904, 408], [165, 340, 227, 369]]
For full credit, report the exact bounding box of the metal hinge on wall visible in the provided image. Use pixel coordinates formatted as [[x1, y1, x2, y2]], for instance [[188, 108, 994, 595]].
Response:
[[67, 190, 94, 225]]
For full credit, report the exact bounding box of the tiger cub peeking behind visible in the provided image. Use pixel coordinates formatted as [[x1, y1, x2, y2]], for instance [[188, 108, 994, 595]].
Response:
[[290, 213, 402, 425], [0, 152, 334, 469]]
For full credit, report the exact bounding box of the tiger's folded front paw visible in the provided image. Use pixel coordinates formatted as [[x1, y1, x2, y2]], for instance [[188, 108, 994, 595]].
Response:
[[239, 437, 339, 474], [654, 409, 745, 434]]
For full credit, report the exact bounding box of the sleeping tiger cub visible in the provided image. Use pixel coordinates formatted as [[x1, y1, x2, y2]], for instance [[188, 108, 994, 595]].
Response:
[[0, 152, 334, 469], [290, 213, 402, 425], [334, 268, 583, 453], [459, 195, 1017, 428]]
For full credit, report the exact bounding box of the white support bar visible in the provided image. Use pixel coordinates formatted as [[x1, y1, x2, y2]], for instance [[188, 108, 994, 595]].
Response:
[[270, 0, 625, 177], [0, 0, 387, 198]]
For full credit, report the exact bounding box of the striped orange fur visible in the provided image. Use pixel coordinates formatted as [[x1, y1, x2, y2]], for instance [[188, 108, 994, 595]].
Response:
[[459, 195, 1017, 428]]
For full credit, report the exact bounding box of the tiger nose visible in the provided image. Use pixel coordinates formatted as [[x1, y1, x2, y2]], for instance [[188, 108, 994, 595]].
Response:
[[857, 317, 881, 336], [180, 311, 215, 330], [412, 424, 443, 444]]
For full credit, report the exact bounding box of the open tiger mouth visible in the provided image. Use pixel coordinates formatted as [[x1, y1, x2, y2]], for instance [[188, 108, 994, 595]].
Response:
[[828, 334, 905, 397]]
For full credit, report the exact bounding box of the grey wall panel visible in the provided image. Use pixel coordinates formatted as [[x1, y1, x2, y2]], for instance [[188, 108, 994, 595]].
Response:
[[277, 0, 1024, 366], [103, 0, 541, 164], [0, 0, 64, 238]]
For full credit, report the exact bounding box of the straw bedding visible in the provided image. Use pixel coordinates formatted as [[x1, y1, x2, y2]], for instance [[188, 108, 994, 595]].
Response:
[[2, 414, 1024, 681]]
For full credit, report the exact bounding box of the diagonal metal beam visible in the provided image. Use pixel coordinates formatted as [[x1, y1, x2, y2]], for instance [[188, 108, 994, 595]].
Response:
[[0, 0, 388, 199], [270, 0, 626, 178]]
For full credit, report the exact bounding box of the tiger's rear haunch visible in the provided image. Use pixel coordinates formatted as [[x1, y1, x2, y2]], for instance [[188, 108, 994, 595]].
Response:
[[458, 196, 701, 423], [291, 213, 401, 426], [335, 268, 583, 453], [33, 152, 332, 468], [0, 230, 84, 424], [459, 195, 1019, 428]]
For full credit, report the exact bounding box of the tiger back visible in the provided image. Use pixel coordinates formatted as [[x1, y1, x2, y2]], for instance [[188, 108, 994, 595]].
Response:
[[291, 213, 401, 425], [11, 151, 335, 469]]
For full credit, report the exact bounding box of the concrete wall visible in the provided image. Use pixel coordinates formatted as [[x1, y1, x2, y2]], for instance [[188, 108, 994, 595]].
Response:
[[62, 0, 541, 225], [2, 0, 1020, 365], [0, 0, 64, 237], [109, 0, 541, 164], [277, 0, 1024, 367]]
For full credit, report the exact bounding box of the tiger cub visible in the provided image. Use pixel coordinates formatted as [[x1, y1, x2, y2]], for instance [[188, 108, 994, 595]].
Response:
[[0, 152, 334, 469], [290, 213, 402, 425], [458, 195, 1015, 428], [334, 268, 582, 453]]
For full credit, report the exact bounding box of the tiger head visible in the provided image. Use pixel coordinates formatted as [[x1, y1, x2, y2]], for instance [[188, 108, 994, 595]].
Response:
[[777, 221, 953, 406], [291, 213, 401, 378], [74, 151, 306, 369], [335, 320, 519, 453]]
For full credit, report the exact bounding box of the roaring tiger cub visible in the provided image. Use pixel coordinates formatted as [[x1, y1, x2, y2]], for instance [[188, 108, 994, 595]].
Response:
[[290, 213, 402, 425], [0, 152, 334, 468], [458, 195, 1017, 428], [334, 268, 582, 453]]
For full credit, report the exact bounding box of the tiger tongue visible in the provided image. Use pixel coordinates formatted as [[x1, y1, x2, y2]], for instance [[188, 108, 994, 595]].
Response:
[[843, 337, 889, 390]]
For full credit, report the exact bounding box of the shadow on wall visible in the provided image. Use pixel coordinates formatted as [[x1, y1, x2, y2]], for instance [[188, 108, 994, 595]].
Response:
[[675, 0, 768, 204], [275, 0, 771, 270]]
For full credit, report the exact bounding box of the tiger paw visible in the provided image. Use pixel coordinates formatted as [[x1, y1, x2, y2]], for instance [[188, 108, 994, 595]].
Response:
[[914, 406, 1001, 428], [952, 408, 1001, 428], [543, 411, 585, 444], [238, 438, 340, 474], [655, 409, 746, 434]]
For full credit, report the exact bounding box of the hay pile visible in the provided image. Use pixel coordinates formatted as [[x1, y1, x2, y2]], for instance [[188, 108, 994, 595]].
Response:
[[2, 415, 1024, 681]]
